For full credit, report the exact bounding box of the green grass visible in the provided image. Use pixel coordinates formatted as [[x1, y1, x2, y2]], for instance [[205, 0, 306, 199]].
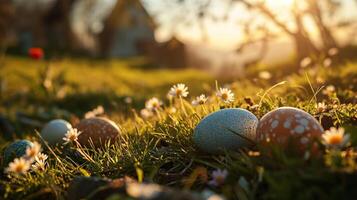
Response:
[[0, 56, 356, 199]]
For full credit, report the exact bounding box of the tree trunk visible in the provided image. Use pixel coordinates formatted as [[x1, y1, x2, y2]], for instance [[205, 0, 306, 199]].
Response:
[[293, 11, 319, 61], [44, 0, 77, 51], [308, 0, 337, 50]]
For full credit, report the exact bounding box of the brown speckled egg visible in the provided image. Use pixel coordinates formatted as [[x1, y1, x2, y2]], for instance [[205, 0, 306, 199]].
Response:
[[75, 117, 120, 147], [257, 107, 323, 148]]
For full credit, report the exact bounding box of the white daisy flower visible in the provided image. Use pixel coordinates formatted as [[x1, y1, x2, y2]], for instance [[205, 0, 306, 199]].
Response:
[[145, 97, 163, 111], [216, 88, 234, 103], [328, 48, 339, 56], [322, 85, 335, 95], [316, 102, 327, 113], [322, 127, 349, 149], [63, 128, 81, 144], [25, 141, 41, 160], [35, 152, 48, 162], [124, 97, 133, 104], [323, 58, 332, 67], [208, 169, 228, 187], [84, 105, 104, 119], [126, 182, 162, 199], [192, 94, 208, 106], [5, 157, 31, 174], [300, 57, 312, 68], [32, 159, 46, 171], [168, 107, 177, 114], [168, 83, 189, 98], [258, 71, 272, 80], [140, 108, 153, 119]]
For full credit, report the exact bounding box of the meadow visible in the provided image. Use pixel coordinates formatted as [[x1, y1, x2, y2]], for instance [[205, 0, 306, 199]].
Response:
[[0, 55, 356, 199]]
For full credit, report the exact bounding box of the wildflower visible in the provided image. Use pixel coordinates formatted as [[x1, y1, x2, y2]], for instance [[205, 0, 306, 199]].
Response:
[[168, 83, 189, 98], [126, 182, 162, 199], [316, 76, 325, 84], [328, 48, 339, 56], [168, 107, 177, 114], [5, 157, 31, 174], [35, 152, 48, 162], [145, 97, 163, 111], [28, 47, 44, 60], [258, 71, 272, 80], [140, 108, 153, 119], [84, 105, 104, 119], [323, 85, 335, 95], [192, 94, 208, 106], [124, 97, 133, 104], [249, 104, 260, 112], [300, 57, 312, 68], [63, 128, 81, 144], [32, 159, 46, 171], [323, 58, 332, 67], [43, 79, 52, 89], [322, 127, 349, 149], [208, 169, 228, 187], [216, 88, 234, 103], [316, 102, 327, 113], [25, 142, 41, 160]]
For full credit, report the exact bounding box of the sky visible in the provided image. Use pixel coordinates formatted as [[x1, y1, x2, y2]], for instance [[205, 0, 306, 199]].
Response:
[[142, 0, 357, 50]]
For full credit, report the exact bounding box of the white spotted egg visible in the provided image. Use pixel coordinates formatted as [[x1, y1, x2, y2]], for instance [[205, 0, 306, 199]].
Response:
[[256, 107, 324, 147]]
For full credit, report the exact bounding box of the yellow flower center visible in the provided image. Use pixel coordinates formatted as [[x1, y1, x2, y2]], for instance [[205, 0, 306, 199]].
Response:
[[15, 164, 25, 173], [28, 150, 36, 157], [69, 134, 77, 141], [221, 93, 228, 100], [176, 89, 182, 96], [328, 135, 343, 145]]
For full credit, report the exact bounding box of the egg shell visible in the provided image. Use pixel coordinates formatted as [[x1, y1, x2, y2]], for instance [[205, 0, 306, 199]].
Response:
[[41, 119, 73, 145], [75, 117, 120, 147], [256, 107, 324, 148], [3, 140, 33, 165], [193, 108, 258, 154]]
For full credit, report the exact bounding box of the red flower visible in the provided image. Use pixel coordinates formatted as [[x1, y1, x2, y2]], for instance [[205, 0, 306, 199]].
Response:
[[28, 48, 44, 60]]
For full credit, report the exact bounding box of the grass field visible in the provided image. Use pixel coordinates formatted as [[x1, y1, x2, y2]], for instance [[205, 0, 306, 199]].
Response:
[[0, 56, 356, 199]]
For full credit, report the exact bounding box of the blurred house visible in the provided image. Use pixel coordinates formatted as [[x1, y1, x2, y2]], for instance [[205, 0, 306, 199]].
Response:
[[98, 0, 156, 58], [3, 0, 187, 67], [147, 37, 187, 68]]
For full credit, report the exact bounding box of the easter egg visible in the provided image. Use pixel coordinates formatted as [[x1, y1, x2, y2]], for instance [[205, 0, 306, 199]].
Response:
[[193, 108, 258, 154], [256, 107, 324, 148], [41, 119, 72, 145], [3, 140, 33, 165], [75, 117, 120, 147]]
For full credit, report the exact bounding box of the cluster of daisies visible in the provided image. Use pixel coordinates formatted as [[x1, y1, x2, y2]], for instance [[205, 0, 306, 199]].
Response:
[[5, 128, 82, 175], [5, 83, 350, 177], [5, 142, 48, 175], [140, 83, 235, 118]]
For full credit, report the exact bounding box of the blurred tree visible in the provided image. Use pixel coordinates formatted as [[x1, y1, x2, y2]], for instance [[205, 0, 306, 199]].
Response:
[[43, 0, 77, 52], [155, 0, 355, 64], [0, 0, 15, 50]]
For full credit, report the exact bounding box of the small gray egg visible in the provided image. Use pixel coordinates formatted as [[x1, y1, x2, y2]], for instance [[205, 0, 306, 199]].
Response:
[[41, 119, 72, 145], [193, 108, 258, 154]]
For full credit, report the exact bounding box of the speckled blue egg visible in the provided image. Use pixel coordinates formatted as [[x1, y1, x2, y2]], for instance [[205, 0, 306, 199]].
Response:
[[41, 119, 72, 145], [3, 140, 33, 165], [193, 108, 258, 154]]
